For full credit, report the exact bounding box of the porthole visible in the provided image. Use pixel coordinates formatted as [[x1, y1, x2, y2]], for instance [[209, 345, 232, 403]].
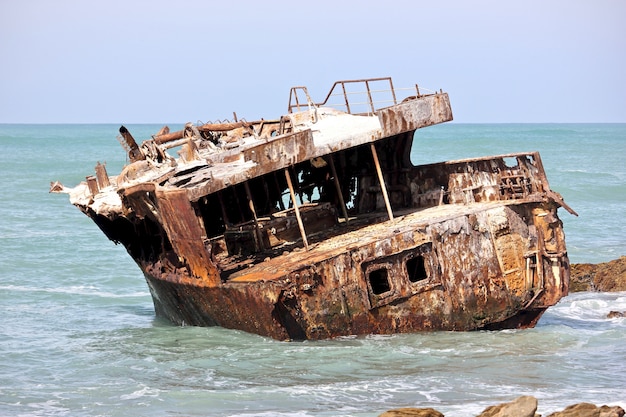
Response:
[[368, 267, 391, 295]]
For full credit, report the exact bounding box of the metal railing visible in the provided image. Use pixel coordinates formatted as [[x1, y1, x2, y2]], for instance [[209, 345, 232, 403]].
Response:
[[287, 77, 432, 115]]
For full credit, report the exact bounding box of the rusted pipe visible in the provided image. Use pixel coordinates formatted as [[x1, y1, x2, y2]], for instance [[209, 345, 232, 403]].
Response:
[[119, 126, 145, 162], [153, 120, 280, 145], [153, 122, 246, 144], [341, 83, 350, 114], [365, 80, 375, 113]]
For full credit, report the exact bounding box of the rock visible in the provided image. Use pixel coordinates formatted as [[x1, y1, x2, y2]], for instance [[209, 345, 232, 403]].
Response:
[[570, 256, 626, 292], [570, 263, 598, 292], [607, 311, 625, 319], [594, 256, 626, 292], [545, 402, 625, 417], [476, 395, 538, 417], [377, 397, 625, 417], [378, 408, 444, 417]]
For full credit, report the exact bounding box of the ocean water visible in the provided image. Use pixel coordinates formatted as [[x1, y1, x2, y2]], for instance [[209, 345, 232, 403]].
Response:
[[0, 123, 624, 416]]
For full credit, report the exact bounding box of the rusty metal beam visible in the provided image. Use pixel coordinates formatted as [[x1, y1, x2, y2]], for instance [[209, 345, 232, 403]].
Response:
[[328, 155, 349, 223], [94, 162, 110, 189], [86, 175, 98, 196], [284, 168, 309, 250], [371, 143, 394, 221], [244, 181, 266, 251], [155, 188, 221, 287]]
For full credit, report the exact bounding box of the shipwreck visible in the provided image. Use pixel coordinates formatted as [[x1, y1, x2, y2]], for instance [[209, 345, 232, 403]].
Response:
[[52, 77, 576, 340]]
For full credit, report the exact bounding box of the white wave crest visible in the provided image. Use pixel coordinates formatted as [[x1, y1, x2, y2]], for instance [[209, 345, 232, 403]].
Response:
[[0, 284, 149, 298], [120, 385, 161, 400], [549, 291, 626, 324]]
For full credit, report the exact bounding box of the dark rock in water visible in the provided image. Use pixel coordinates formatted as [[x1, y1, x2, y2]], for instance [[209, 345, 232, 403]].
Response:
[[545, 402, 625, 417], [607, 311, 625, 319], [570, 256, 626, 292], [377, 397, 625, 417], [477, 395, 538, 417]]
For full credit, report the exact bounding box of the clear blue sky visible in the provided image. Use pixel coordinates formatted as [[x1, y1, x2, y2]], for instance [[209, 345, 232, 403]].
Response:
[[1, 0, 624, 123]]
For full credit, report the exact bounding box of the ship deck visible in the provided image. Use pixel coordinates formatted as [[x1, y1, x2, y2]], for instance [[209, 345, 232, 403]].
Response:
[[223, 198, 538, 283]]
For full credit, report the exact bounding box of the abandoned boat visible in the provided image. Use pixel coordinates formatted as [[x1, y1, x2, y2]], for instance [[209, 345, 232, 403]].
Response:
[[52, 77, 576, 340]]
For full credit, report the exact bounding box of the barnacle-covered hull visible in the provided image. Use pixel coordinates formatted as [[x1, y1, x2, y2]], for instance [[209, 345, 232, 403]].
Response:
[[53, 77, 573, 340]]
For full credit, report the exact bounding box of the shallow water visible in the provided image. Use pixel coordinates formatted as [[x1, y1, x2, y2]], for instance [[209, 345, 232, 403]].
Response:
[[1, 123, 624, 416]]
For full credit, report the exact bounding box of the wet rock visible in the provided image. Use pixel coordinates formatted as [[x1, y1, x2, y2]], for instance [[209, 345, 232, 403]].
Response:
[[476, 395, 538, 417], [377, 397, 625, 417], [607, 311, 625, 319], [570, 256, 626, 292], [545, 402, 625, 417], [378, 408, 444, 417], [570, 263, 598, 292]]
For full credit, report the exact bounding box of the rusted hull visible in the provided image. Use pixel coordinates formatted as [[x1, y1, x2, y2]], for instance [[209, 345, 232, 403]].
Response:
[[139, 199, 569, 340], [145, 273, 550, 340]]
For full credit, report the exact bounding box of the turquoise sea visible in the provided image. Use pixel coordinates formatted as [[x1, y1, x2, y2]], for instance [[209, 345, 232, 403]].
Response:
[[1, 123, 625, 416]]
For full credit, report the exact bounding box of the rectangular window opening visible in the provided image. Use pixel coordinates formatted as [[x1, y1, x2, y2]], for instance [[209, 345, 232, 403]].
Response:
[[503, 157, 518, 168], [369, 268, 391, 295], [407, 255, 428, 283]]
